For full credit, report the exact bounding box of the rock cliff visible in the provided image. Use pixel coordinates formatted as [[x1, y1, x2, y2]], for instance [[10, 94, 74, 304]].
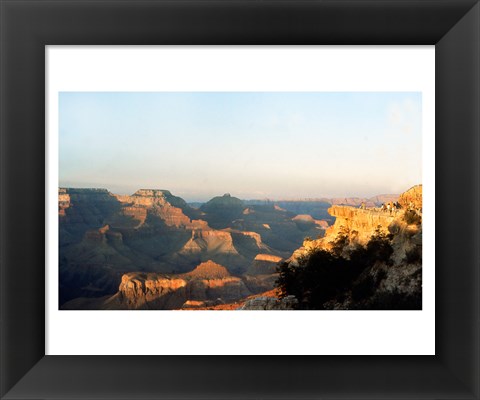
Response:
[[280, 185, 422, 310], [398, 184, 423, 210], [62, 259, 281, 310], [180, 229, 239, 255], [325, 205, 396, 244], [114, 189, 196, 228], [92, 260, 252, 309]]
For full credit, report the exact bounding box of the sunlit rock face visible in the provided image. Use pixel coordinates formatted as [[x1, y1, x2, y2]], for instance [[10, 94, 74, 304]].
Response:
[[326, 205, 396, 244], [118, 272, 188, 309], [287, 192, 421, 266], [61, 259, 280, 310], [108, 261, 251, 309], [398, 184, 422, 210], [281, 185, 423, 310]]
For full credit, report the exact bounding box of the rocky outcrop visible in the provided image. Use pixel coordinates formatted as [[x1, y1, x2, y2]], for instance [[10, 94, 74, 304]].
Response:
[[185, 277, 250, 303], [200, 193, 245, 229], [62, 258, 284, 310], [115, 189, 194, 228], [82, 260, 253, 310], [325, 205, 396, 244], [183, 260, 230, 279], [315, 220, 329, 229], [236, 231, 263, 248], [292, 214, 315, 223], [58, 188, 197, 231], [58, 188, 122, 234], [281, 185, 422, 310], [283, 205, 397, 265], [239, 295, 298, 310], [60, 188, 117, 205], [180, 229, 239, 255], [118, 272, 188, 309], [292, 214, 329, 232], [288, 201, 418, 266], [398, 184, 422, 210], [181, 260, 251, 302], [202, 193, 244, 209], [242, 253, 281, 302]]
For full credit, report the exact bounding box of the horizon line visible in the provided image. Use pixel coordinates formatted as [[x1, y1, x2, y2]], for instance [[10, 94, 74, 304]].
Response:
[[58, 185, 419, 202]]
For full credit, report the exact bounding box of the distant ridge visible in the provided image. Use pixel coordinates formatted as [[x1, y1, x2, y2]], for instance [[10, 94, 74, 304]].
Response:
[[59, 187, 399, 206]]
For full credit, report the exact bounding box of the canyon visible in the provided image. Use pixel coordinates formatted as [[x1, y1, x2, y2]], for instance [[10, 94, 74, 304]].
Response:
[[59, 188, 333, 308], [59, 186, 418, 310]]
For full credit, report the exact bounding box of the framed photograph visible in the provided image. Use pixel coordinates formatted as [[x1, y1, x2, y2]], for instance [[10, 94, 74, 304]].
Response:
[[1, 0, 479, 399], [46, 47, 433, 357]]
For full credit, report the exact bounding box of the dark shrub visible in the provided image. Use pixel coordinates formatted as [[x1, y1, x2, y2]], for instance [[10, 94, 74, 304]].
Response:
[[330, 226, 350, 257], [351, 274, 376, 301], [276, 228, 394, 309], [404, 246, 422, 264], [365, 227, 394, 265], [404, 210, 422, 225]]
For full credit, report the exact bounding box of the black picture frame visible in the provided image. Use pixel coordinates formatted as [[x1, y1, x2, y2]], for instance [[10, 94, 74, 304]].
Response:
[[1, 0, 479, 399]]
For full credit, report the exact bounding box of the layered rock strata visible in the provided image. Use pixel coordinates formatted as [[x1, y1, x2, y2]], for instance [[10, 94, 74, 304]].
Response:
[[282, 185, 423, 310], [110, 261, 251, 309]]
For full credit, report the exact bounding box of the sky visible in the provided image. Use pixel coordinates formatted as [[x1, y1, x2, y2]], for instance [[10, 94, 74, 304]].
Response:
[[59, 92, 422, 201]]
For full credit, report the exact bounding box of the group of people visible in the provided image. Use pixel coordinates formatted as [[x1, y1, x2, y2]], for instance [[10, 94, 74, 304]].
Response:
[[380, 201, 402, 215], [358, 200, 421, 216], [358, 201, 400, 214]]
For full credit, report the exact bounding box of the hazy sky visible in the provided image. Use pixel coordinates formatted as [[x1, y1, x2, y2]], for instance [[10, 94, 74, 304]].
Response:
[[59, 92, 422, 201]]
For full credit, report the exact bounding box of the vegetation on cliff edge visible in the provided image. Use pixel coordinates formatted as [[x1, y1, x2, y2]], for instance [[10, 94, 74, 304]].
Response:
[[276, 225, 422, 310]]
